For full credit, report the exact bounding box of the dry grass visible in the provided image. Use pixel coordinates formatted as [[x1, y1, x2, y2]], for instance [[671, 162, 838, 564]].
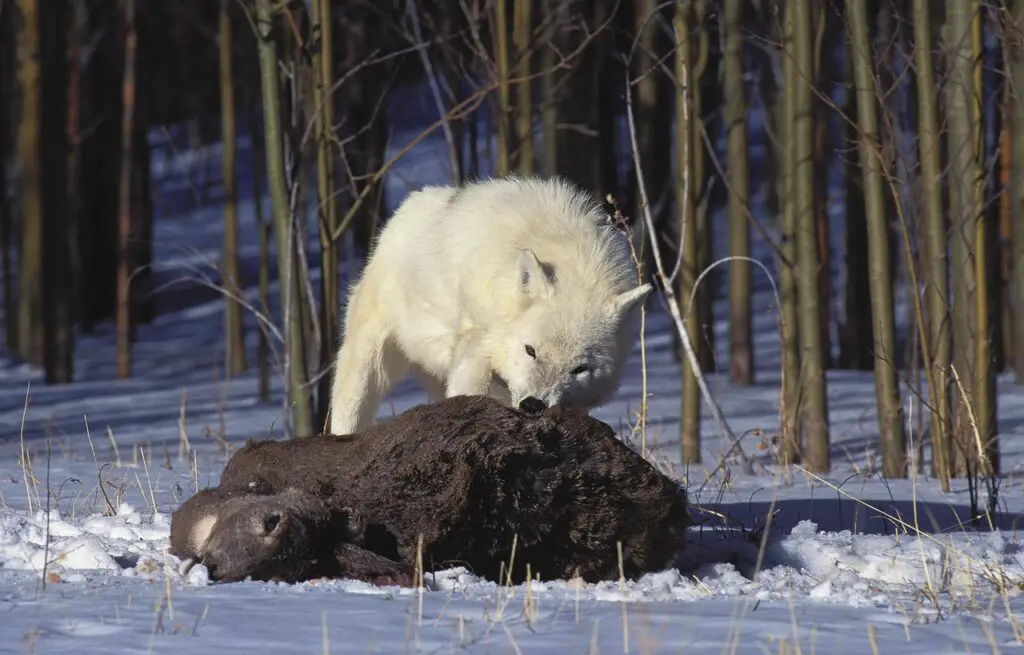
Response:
[[3, 384, 1024, 652]]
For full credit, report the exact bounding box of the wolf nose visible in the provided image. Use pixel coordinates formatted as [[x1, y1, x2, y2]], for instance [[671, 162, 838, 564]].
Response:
[[519, 397, 546, 414]]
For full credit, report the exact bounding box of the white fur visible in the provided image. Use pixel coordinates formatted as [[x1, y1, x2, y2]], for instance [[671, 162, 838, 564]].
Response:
[[327, 175, 652, 435]]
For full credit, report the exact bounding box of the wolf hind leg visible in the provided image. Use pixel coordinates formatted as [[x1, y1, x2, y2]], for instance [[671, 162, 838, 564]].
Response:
[[327, 324, 410, 435]]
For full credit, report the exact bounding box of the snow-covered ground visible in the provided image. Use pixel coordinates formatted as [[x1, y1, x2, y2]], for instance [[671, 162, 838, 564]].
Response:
[[3, 89, 1024, 653]]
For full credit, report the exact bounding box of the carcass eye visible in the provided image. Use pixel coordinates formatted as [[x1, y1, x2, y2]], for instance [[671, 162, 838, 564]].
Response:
[[263, 514, 281, 535], [571, 364, 589, 375]]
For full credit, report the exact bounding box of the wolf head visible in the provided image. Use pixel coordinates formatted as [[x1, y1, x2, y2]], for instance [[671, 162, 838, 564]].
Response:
[[498, 248, 651, 412]]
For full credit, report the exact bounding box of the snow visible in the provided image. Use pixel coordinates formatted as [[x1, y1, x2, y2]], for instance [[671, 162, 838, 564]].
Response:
[[3, 90, 1024, 653]]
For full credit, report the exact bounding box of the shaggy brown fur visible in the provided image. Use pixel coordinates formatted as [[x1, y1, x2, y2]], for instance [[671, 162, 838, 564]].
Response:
[[169, 485, 412, 585], [214, 395, 689, 584]]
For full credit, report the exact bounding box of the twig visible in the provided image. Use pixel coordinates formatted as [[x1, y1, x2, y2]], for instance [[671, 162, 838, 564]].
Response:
[[623, 65, 750, 472], [405, 0, 460, 179], [40, 434, 52, 594]]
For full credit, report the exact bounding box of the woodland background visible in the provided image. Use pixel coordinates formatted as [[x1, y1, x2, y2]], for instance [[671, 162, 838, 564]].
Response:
[[0, 0, 1020, 509]]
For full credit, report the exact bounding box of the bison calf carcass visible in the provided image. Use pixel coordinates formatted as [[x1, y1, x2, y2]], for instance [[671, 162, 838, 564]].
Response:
[[170, 484, 412, 585], [171, 395, 689, 584]]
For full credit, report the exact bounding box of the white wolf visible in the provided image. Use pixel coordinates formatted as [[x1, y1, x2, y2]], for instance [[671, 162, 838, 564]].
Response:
[[326, 175, 651, 435]]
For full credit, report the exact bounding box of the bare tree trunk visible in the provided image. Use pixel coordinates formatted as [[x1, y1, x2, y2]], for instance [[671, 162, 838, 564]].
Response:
[[691, 0, 715, 374], [77, 0, 120, 333], [313, 0, 339, 430], [996, 27, 1011, 374], [16, 0, 44, 367], [969, 6, 998, 477], [1012, 0, 1024, 385], [441, 8, 466, 184], [254, 0, 314, 437], [0, 168, 11, 352], [913, 0, 952, 486], [839, 35, 873, 371], [596, 5, 622, 201], [513, 0, 533, 174], [220, 0, 245, 378], [283, 5, 318, 369], [341, 19, 393, 259], [759, 3, 781, 238], [792, 0, 829, 472], [723, 0, 752, 386], [468, 90, 480, 179], [540, 4, 557, 177], [495, 0, 511, 175], [66, 0, 85, 343], [812, 4, 832, 370], [873, 0, 901, 297], [1, 1, 18, 353], [554, 1, 608, 195], [778, 0, 802, 464], [632, 0, 672, 297], [40, 0, 73, 384], [114, 0, 136, 379], [130, 117, 154, 333], [846, 0, 905, 478], [947, 6, 972, 477], [252, 109, 271, 404], [946, 0, 996, 477], [674, 0, 700, 466]]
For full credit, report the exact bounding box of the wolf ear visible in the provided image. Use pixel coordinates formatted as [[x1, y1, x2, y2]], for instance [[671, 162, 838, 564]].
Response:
[[517, 249, 552, 298], [609, 283, 651, 318]]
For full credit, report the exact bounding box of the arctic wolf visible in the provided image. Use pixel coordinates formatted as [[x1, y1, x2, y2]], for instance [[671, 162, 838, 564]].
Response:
[[327, 175, 651, 435]]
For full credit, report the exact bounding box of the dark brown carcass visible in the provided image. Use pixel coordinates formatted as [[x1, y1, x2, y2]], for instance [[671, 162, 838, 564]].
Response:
[[190, 395, 689, 585], [169, 484, 412, 585]]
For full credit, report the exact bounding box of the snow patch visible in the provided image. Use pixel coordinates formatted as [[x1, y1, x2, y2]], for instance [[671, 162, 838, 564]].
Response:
[[0, 503, 173, 579]]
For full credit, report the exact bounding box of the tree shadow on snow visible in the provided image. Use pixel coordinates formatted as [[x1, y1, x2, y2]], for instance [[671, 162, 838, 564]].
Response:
[[672, 496, 1024, 580], [702, 496, 1024, 537]]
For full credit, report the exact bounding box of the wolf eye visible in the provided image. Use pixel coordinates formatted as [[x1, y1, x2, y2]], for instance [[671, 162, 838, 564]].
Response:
[[524, 345, 537, 359], [571, 364, 589, 376]]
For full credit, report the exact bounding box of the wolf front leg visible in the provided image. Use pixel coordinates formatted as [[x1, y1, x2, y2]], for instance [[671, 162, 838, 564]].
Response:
[[444, 336, 495, 399]]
